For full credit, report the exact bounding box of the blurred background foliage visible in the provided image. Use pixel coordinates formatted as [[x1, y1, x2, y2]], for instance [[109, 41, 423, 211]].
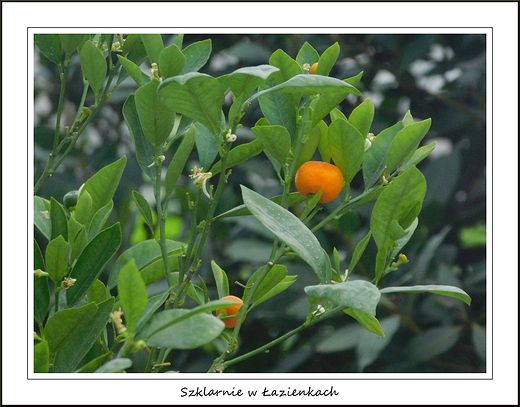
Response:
[[34, 33, 486, 373]]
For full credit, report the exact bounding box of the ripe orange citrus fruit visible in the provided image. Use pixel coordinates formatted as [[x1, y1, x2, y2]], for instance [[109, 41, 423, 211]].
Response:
[[216, 295, 244, 328], [310, 62, 318, 74], [295, 161, 344, 203]]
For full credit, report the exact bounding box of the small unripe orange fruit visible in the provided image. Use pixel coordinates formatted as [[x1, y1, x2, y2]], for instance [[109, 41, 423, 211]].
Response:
[[295, 161, 344, 203], [310, 62, 318, 74], [216, 295, 244, 328]]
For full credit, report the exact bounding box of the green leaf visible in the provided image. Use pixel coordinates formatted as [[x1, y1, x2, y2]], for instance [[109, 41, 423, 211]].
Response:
[[315, 42, 340, 76], [34, 340, 50, 373], [345, 308, 386, 337], [117, 54, 147, 86], [347, 231, 372, 276], [165, 125, 196, 197], [34, 241, 50, 325], [53, 298, 114, 373], [345, 71, 364, 87], [294, 119, 322, 171], [79, 40, 107, 99], [135, 79, 176, 146], [228, 64, 280, 99], [370, 166, 426, 251], [401, 141, 437, 173], [86, 279, 109, 304], [194, 121, 219, 170], [328, 118, 365, 183], [74, 352, 114, 373], [252, 124, 291, 165], [68, 217, 87, 264], [140, 247, 184, 287], [67, 223, 122, 306], [60, 34, 87, 55], [140, 308, 225, 349], [253, 275, 296, 307], [250, 74, 363, 104], [363, 121, 404, 189], [402, 110, 414, 126], [50, 197, 68, 241], [211, 261, 230, 299], [180, 39, 212, 74], [87, 200, 114, 241], [35, 34, 62, 65], [140, 34, 164, 64], [158, 73, 224, 136], [244, 264, 288, 305], [80, 156, 127, 225], [132, 190, 154, 232], [159, 43, 185, 78], [34, 196, 51, 240], [386, 118, 432, 176], [44, 302, 97, 354], [406, 325, 463, 364], [214, 192, 306, 220], [348, 98, 374, 138], [210, 139, 264, 176], [118, 259, 148, 335], [241, 186, 332, 284], [108, 239, 184, 289], [123, 94, 155, 179], [380, 284, 472, 306], [295, 41, 319, 66], [304, 280, 381, 316], [311, 87, 356, 128], [45, 235, 70, 284], [74, 190, 92, 227], [95, 358, 132, 373]]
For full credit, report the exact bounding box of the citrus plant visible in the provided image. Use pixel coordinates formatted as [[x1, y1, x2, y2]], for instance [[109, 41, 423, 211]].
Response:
[[33, 34, 472, 374]]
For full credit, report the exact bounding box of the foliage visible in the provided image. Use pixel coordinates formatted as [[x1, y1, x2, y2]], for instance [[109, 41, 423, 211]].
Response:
[[33, 33, 485, 374]]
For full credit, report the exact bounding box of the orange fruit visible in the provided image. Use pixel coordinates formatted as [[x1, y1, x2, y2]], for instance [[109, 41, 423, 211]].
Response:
[[295, 161, 344, 203], [216, 295, 244, 328], [310, 62, 318, 74]]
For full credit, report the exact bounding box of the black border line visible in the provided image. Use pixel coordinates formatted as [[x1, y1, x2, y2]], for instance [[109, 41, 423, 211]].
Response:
[[28, 27, 492, 381]]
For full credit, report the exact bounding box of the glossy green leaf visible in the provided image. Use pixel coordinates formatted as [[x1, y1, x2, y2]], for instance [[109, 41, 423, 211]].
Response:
[[211, 260, 230, 299], [118, 259, 148, 335], [132, 190, 154, 232], [87, 200, 114, 241], [140, 247, 184, 287], [210, 139, 264, 176], [406, 325, 463, 364], [79, 40, 107, 99], [311, 87, 355, 128], [67, 223, 122, 306], [401, 141, 437, 173], [229, 64, 279, 99], [80, 156, 127, 225], [370, 166, 426, 251], [86, 279, 109, 304], [347, 231, 372, 276], [123, 94, 155, 179], [50, 197, 68, 241], [363, 121, 404, 189], [74, 190, 92, 227], [349, 98, 374, 138], [140, 308, 225, 349], [74, 352, 114, 373], [345, 71, 364, 87], [294, 120, 322, 171], [53, 297, 114, 372], [44, 302, 97, 354], [117, 54, 147, 86], [295, 41, 319, 66], [35, 34, 62, 65], [34, 340, 50, 373], [252, 124, 291, 165], [244, 264, 288, 304], [193, 121, 219, 170], [345, 308, 385, 337], [108, 239, 184, 289], [159, 43, 185, 78], [328, 118, 365, 183], [95, 358, 132, 373], [390, 217, 418, 258], [214, 192, 306, 220], [165, 125, 196, 196], [402, 110, 414, 126], [315, 42, 340, 76], [45, 235, 70, 284], [253, 275, 296, 307], [140, 34, 163, 64], [241, 186, 331, 284], [304, 280, 381, 316], [180, 39, 212, 74], [68, 217, 87, 265], [380, 284, 472, 306], [135, 79, 175, 146], [386, 118, 431, 176], [158, 73, 224, 136], [34, 240, 50, 325], [34, 196, 51, 240], [317, 121, 331, 162]]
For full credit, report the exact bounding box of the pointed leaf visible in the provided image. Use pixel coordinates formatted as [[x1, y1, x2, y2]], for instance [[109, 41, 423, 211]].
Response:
[[211, 261, 230, 299], [50, 197, 68, 241], [164, 125, 195, 196], [95, 358, 132, 373], [67, 223, 122, 306], [140, 34, 163, 64], [79, 40, 107, 99], [180, 39, 211, 74], [159, 43, 185, 78], [349, 98, 374, 137], [380, 284, 472, 306], [210, 139, 264, 176], [328, 118, 365, 183], [34, 340, 50, 373], [295, 42, 319, 66], [252, 124, 291, 165], [117, 54, 147, 86], [242, 186, 331, 284], [118, 259, 148, 335], [34, 196, 51, 240], [87, 200, 114, 241], [158, 73, 224, 135], [45, 235, 70, 284], [35, 34, 62, 65], [407, 325, 462, 364], [132, 190, 154, 232]]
